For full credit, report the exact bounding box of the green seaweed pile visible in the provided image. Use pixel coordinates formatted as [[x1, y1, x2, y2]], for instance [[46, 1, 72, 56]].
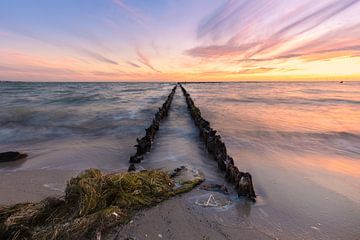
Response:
[[0, 169, 203, 240]]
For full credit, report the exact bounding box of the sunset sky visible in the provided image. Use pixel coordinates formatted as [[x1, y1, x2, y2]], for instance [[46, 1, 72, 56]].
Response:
[[1, 0, 360, 81]]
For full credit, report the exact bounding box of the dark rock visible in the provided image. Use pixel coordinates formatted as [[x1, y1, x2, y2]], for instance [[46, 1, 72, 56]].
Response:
[[0, 151, 27, 163]]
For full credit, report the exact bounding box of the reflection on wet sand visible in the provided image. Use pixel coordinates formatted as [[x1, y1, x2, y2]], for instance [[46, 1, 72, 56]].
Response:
[[235, 198, 253, 217]]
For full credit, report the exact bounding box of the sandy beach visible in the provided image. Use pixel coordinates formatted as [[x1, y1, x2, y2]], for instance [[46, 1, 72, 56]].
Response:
[[0, 169, 275, 240]]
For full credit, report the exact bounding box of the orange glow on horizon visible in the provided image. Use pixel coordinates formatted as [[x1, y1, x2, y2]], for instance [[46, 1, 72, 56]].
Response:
[[1, 1, 360, 81]]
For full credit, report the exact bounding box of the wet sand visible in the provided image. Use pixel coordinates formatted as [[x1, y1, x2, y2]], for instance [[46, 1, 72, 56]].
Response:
[[113, 189, 273, 240], [0, 170, 273, 240], [0, 169, 78, 205]]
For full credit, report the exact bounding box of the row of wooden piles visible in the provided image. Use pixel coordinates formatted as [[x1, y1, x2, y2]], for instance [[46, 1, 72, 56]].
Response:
[[128, 85, 177, 170], [179, 84, 256, 201]]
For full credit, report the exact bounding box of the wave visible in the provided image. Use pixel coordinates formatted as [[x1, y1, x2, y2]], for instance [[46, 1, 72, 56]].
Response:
[[217, 96, 360, 105], [46, 93, 103, 105], [237, 130, 360, 140], [230, 130, 360, 158]]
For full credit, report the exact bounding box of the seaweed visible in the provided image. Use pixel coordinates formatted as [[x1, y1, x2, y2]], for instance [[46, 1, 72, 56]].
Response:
[[0, 169, 203, 240]]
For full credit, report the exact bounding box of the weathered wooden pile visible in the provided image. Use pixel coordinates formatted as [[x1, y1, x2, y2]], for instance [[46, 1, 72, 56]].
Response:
[[179, 84, 256, 201], [128, 86, 177, 169]]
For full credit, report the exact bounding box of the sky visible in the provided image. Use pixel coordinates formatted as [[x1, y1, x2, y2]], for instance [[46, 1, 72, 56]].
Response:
[[0, 0, 360, 82]]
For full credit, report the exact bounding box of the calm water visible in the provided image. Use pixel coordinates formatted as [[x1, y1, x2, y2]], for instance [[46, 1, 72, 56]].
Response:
[[0, 81, 359, 239]]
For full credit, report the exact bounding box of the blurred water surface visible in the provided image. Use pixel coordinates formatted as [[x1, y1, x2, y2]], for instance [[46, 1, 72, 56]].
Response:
[[0, 82, 174, 170]]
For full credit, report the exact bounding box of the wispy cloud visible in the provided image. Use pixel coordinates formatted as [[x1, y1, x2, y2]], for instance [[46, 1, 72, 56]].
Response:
[[198, 67, 277, 76], [286, 24, 360, 55], [236, 67, 275, 74], [3, 28, 119, 65], [0, 64, 77, 75], [185, 43, 257, 58], [136, 49, 160, 72], [112, 0, 147, 26], [126, 60, 141, 68], [90, 70, 126, 77], [252, 0, 360, 56], [76, 47, 118, 65], [197, 0, 275, 41], [187, 0, 360, 63], [276, 0, 359, 38]]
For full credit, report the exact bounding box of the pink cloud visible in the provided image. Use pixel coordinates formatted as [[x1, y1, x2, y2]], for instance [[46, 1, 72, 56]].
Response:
[[186, 0, 360, 66], [185, 42, 258, 58], [75, 47, 118, 65], [251, 0, 360, 57], [136, 49, 159, 72]]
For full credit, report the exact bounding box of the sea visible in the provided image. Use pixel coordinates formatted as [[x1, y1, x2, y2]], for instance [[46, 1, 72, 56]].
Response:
[[0, 81, 359, 239]]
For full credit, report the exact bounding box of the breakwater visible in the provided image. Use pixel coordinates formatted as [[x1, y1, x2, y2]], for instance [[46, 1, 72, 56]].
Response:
[[128, 86, 177, 170], [179, 84, 256, 201]]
